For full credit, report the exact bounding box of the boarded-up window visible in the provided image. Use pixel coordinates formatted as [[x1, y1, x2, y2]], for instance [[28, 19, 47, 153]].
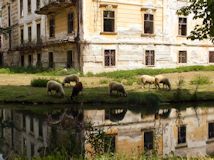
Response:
[[144, 14, 154, 34], [103, 11, 115, 32], [144, 131, 153, 150], [49, 52, 54, 68], [178, 125, 186, 144], [208, 122, 214, 139], [145, 50, 155, 65], [178, 17, 187, 36], [68, 12, 74, 33], [104, 50, 115, 67], [209, 51, 214, 63], [49, 16, 55, 38], [28, 0, 31, 13], [104, 135, 116, 153], [178, 51, 187, 63], [28, 26, 32, 42]]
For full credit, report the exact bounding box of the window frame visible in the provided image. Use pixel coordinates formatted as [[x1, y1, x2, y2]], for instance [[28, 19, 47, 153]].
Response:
[[144, 13, 154, 34], [104, 49, 116, 67], [208, 122, 214, 139], [49, 16, 55, 38], [209, 51, 214, 63], [20, 28, 24, 44], [178, 17, 187, 36], [145, 50, 155, 66], [177, 125, 186, 145], [28, 26, 32, 42], [143, 130, 154, 151], [103, 10, 115, 33], [67, 12, 74, 34], [178, 51, 187, 64]]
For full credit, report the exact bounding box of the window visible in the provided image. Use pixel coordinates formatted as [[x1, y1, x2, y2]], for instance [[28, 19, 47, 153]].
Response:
[[37, 23, 41, 42], [103, 11, 115, 32], [67, 12, 74, 33], [28, 0, 31, 14], [144, 131, 153, 150], [22, 138, 26, 154], [145, 50, 155, 66], [21, 55, 24, 67], [28, 55, 32, 66], [208, 122, 214, 139], [178, 125, 186, 144], [178, 17, 187, 36], [36, 0, 40, 10], [48, 52, 54, 68], [67, 51, 73, 68], [30, 117, 34, 133], [37, 53, 41, 67], [144, 14, 154, 34], [209, 51, 214, 63], [0, 53, 3, 67], [0, 36, 1, 48], [38, 120, 43, 137], [20, 28, 24, 44], [178, 51, 187, 63], [22, 115, 26, 129], [49, 16, 55, 38], [20, 0, 23, 17], [104, 50, 115, 67], [28, 26, 32, 42], [30, 143, 34, 157], [104, 135, 116, 153]]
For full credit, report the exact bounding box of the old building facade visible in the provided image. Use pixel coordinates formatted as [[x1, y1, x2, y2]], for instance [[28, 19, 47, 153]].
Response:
[[1, 0, 214, 73]]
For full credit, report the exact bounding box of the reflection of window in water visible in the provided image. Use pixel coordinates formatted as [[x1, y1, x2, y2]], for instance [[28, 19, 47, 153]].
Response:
[[144, 131, 154, 151], [30, 143, 34, 158], [30, 117, 34, 133], [178, 125, 186, 144], [38, 119, 43, 138], [22, 115, 26, 130], [104, 135, 116, 153], [22, 138, 27, 155], [208, 122, 214, 139]]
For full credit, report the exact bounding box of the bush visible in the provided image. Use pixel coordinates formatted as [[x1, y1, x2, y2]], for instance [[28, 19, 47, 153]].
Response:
[[31, 78, 61, 87], [100, 79, 109, 84], [190, 76, 212, 85]]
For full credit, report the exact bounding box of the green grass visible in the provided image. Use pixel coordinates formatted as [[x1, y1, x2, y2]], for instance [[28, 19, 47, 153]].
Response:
[[31, 77, 61, 87], [190, 76, 212, 85], [96, 65, 214, 79]]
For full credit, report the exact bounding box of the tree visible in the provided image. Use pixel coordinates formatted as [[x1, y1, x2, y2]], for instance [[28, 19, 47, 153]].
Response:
[[177, 0, 214, 42]]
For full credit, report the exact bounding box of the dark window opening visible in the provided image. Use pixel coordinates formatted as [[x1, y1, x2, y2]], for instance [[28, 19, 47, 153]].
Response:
[[21, 55, 24, 67], [67, 50, 73, 68], [28, 26, 32, 42], [178, 125, 186, 144], [30, 117, 34, 133], [208, 122, 214, 139], [49, 16, 55, 38], [28, 55, 32, 67], [49, 52, 54, 68], [68, 12, 74, 33], [144, 14, 154, 34], [28, 0, 31, 13], [22, 115, 26, 129], [21, 28, 24, 44], [37, 23, 41, 43], [103, 11, 115, 32], [145, 50, 155, 66], [178, 17, 187, 36], [104, 135, 116, 153], [104, 50, 115, 67], [209, 51, 214, 63], [20, 0, 23, 17], [39, 120, 43, 137], [144, 131, 153, 151], [0, 53, 3, 67], [37, 53, 41, 67], [36, 0, 40, 10], [178, 51, 187, 63], [30, 143, 34, 157]]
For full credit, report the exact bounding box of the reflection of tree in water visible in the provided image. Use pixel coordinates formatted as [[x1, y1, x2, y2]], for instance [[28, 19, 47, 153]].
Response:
[[46, 107, 85, 158]]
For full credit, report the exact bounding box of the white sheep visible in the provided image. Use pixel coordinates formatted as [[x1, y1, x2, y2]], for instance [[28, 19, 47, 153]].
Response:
[[62, 75, 79, 86], [47, 80, 65, 97], [109, 82, 127, 97], [155, 75, 171, 90], [140, 75, 156, 89]]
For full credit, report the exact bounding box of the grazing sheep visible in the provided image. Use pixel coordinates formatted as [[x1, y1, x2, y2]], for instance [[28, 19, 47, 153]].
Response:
[[140, 75, 156, 89], [62, 75, 79, 86], [71, 82, 83, 100], [155, 75, 171, 90], [47, 80, 65, 97], [109, 82, 127, 97]]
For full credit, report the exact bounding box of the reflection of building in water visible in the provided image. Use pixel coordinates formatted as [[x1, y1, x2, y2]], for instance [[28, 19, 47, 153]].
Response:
[[85, 107, 214, 157], [1, 106, 214, 158]]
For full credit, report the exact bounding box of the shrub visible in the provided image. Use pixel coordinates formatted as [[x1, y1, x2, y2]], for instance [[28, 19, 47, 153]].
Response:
[[31, 78, 61, 87], [100, 79, 109, 84], [190, 76, 212, 85]]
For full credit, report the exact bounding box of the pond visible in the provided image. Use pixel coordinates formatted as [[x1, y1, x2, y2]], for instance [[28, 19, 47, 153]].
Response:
[[0, 103, 214, 159]]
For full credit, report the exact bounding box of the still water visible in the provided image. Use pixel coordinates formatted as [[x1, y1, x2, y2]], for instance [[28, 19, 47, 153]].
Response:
[[0, 103, 214, 159]]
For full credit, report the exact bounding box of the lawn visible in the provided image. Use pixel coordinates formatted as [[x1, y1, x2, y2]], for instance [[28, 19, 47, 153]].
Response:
[[0, 69, 214, 104]]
